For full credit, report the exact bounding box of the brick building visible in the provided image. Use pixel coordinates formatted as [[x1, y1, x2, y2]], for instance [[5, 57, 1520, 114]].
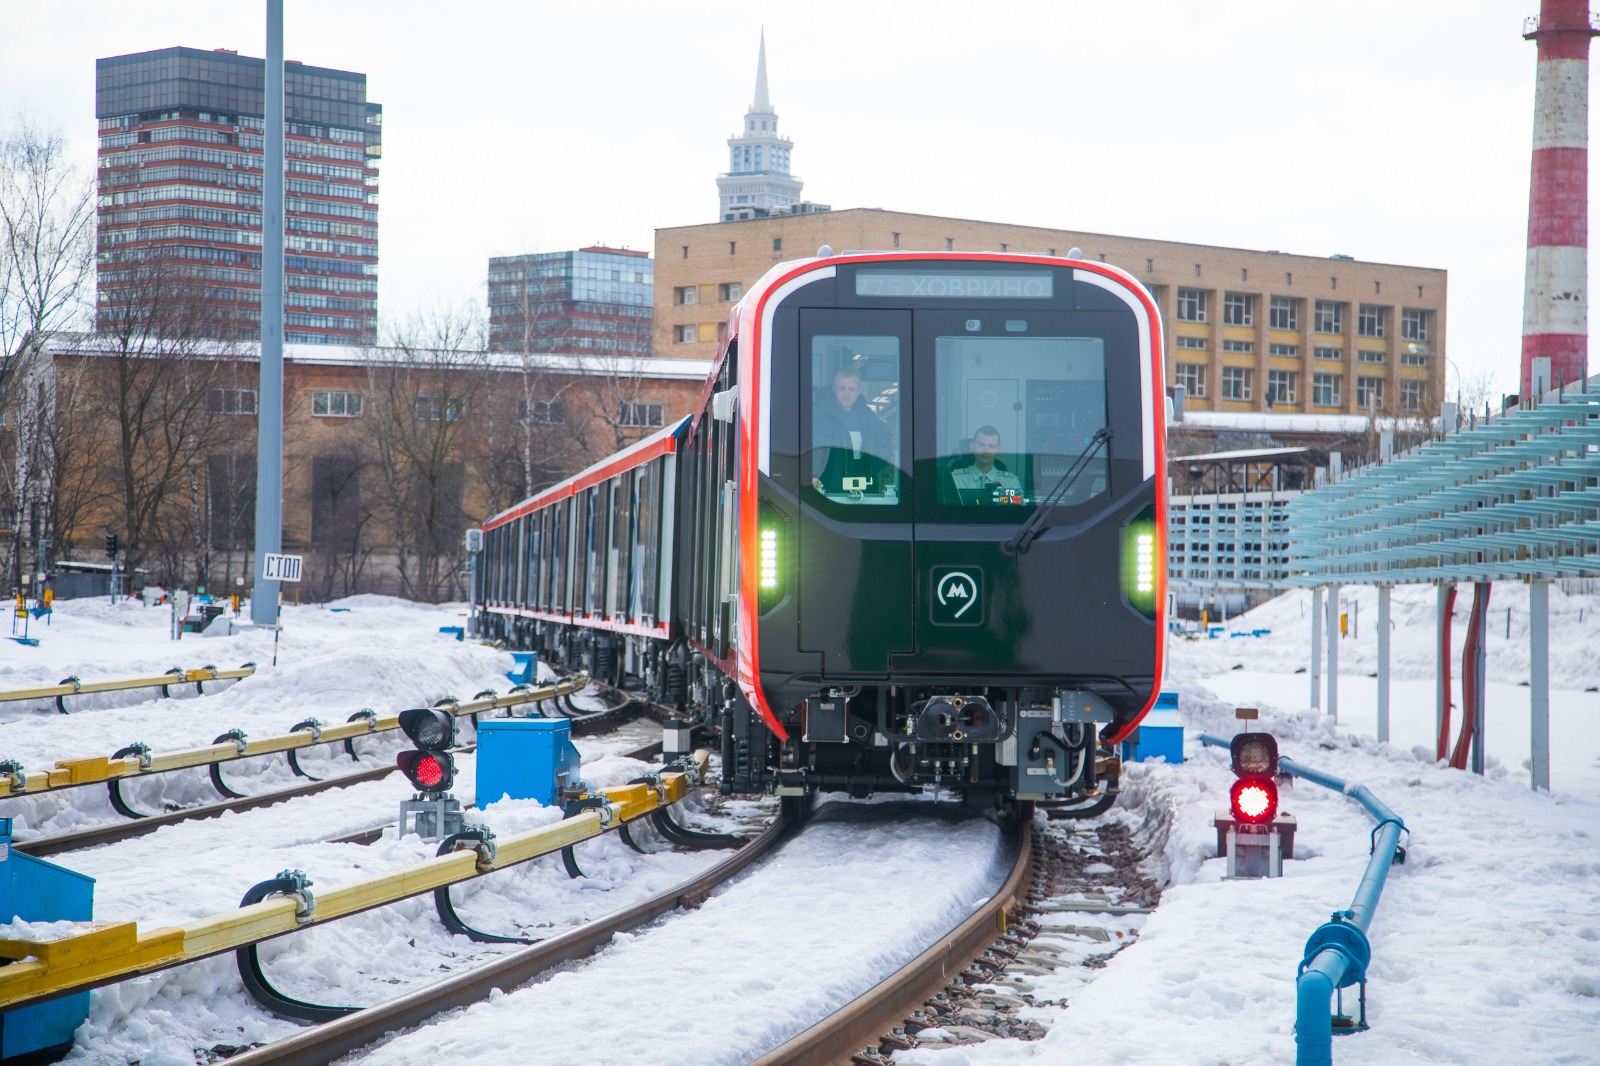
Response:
[[654, 209, 1449, 418], [12, 333, 711, 599]]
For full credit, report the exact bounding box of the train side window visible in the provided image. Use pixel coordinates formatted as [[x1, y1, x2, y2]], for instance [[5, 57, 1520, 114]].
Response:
[[804, 332, 906, 508], [555, 498, 571, 613], [610, 472, 633, 619], [635, 461, 656, 622]]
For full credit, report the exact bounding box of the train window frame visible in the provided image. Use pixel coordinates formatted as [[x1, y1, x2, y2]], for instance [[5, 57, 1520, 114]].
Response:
[[798, 309, 912, 524]]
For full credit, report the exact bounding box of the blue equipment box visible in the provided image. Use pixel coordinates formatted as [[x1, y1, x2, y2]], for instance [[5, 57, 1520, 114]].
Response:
[[0, 817, 95, 1059], [475, 718, 581, 808], [1121, 691, 1184, 764]]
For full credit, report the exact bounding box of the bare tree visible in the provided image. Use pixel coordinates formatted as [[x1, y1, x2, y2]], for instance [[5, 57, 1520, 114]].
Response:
[[0, 114, 95, 586], [363, 302, 488, 601]]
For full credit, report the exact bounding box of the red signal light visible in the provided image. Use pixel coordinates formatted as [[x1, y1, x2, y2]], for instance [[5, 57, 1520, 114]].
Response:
[[398, 751, 455, 793], [1230, 775, 1278, 824]]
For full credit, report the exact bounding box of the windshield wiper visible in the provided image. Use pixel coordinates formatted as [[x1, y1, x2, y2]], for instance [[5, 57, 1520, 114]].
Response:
[[1004, 427, 1111, 554]]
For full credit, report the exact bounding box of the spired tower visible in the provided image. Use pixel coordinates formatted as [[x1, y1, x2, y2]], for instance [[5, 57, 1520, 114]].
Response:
[[716, 32, 806, 221], [1520, 0, 1597, 397]]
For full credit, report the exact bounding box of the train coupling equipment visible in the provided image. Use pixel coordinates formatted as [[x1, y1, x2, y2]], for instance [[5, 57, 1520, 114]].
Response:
[[912, 695, 1002, 743], [1053, 689, 1116, 725]]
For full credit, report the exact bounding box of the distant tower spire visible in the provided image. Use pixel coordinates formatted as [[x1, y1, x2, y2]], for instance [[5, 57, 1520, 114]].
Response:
[[716, 32, 804, 221], [1521, 0, 1597, 398]]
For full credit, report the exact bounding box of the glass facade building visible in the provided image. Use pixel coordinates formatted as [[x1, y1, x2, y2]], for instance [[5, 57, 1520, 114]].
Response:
[[95, 47, 381, 345], [487, 247, 653, 356]]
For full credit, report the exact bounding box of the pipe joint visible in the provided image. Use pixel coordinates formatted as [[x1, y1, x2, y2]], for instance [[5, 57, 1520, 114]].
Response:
[[1299, 915, 1371, 989]]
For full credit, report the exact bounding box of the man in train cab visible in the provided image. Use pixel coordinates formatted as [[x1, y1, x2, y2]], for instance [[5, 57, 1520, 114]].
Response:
[[949, 425, 1025, 505], [811, 364, 894, 497]]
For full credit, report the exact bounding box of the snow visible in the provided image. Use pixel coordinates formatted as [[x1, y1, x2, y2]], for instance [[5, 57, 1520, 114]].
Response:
[[3, 584, 1599, 1065]]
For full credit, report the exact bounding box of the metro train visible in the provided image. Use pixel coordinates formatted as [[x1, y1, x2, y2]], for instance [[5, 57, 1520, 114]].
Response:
[[474, 249, 1166, 811]]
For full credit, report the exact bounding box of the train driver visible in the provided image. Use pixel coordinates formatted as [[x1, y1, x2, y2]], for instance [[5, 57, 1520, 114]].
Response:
[[811, 364, 894, 498], [949, 425, 1025, 504]]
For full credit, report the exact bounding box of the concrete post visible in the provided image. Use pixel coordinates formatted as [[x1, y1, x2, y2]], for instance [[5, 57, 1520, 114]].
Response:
[[1377, 585, 1392, 743], [1326, 584, 1340, 721], [250, 0, 286, 628], [1310, 587, 1323, 710], [1529, 582, 1551, 790]]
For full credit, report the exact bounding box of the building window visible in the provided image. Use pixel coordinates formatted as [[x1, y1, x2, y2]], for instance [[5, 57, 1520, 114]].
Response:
[[1222, 366, 1253, 401], [311, 390, 362, 418], [517, 398, 565, 424], [674, 324, 697, 344], [945, 237, 954, 250], [1357, 350, 1385, 364], [416, 395, 465, 421], [1269, 296, 1298, 330], [1314, 346, 1343, 361], [1357, 376, 1385, 410], [1267, 369, 1297, 404], [1313, 372, 1342, 407], [1176, 336, 1207, 350], [207, 387, 257, 415], [1400, 351, 1429, 367], [674, 285, 697, 306], [1314, 300, 1343, 334], [1269, 343, 1299, 357], [772, 237, 782, 252], [729, 241, 736, 255], [1401, 309, 1430, 342], [1222, 339, 1254, 354], [1223, 293, 1254, 326], [617, 402, 664, 428], [1401, 379, 1426, 412], [1175, 362, 1207, 398], [1358, 304, 1386, 338], [1176, 288, 1207, 322], [719, 281, 742, 302], [892, 232, 900, 248]]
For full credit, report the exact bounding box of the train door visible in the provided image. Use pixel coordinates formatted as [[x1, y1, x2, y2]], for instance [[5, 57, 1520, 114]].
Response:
[[796, 308, 914, 674]]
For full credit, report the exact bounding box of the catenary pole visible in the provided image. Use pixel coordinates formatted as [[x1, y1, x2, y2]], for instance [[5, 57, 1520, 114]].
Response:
[[251, 0, 285, 627]]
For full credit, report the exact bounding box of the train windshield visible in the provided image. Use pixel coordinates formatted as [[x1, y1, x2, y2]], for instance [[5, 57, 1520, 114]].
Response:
[[930, 333, 1108, 518], [805, 333, 906, 507]]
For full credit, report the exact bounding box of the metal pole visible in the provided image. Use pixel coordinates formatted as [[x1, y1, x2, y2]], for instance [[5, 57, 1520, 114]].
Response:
[[1310, 588, 1323, 710], [250, 0, 285, 627], [1529, 582, 1550, 791], [1325, 584, 1340, 722], [1435, 584, 1450, 744], [1377, 586, 1391, 744]]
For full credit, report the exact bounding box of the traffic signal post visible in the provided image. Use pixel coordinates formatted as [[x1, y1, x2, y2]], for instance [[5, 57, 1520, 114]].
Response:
[[1212, 709, 1296, 879]]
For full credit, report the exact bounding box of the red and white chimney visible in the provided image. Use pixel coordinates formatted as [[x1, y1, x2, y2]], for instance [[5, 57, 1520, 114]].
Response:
[[1521, 0, 1597, 398]]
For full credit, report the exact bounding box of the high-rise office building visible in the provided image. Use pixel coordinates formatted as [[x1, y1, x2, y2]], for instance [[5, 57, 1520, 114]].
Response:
[[95, 46, 381, 345], [716, 34, 826, 222], [487, 247, 653, 356]]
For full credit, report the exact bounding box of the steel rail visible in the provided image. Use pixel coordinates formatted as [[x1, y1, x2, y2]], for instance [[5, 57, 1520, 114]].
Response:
[[0, 757, 703, 1012], [7, 682, 652, 859], [0, 674, 588, 801], [751, 815, 1036, 1065], [219, 811, 791, 1066], [0, 664, 255, 711]]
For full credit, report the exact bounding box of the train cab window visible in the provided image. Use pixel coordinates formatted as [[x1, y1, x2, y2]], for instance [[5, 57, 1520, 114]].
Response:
[[931, 332, 1108, 518], [804, 334, 905, 509]]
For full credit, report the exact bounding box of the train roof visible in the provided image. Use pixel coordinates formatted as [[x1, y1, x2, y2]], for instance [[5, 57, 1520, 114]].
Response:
[[482, 415, 692, 530]]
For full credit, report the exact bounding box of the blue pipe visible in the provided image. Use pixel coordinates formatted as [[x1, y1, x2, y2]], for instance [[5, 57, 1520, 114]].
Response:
[[1197, 733, 1407, 1066]]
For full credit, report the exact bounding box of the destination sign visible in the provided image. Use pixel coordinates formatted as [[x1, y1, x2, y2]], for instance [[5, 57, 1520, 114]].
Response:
[[855, 270, 1053, 299]]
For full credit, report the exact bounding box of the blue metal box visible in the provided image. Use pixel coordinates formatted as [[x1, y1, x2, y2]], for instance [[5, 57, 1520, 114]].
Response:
[[1121, 691, 1184, 764], [0, 817, 94, 1059], [475, 719, 581, 807]]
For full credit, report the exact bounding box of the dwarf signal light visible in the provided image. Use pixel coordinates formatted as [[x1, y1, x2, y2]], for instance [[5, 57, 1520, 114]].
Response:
[[1230, 731, 1278, 778], [1230, 775, 1278, 824], [397, 707, 458, 794]]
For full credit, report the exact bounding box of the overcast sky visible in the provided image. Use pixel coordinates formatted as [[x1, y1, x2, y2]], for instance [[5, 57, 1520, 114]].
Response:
[[1, 1, 1572, 394]]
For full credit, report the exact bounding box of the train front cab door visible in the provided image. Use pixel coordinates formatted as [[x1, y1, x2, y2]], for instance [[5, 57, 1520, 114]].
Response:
[[797, 308, 914, 674]]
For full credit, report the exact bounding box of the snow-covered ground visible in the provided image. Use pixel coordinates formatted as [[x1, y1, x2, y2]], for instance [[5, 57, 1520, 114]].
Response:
[[3, 586, 1599, 1065]]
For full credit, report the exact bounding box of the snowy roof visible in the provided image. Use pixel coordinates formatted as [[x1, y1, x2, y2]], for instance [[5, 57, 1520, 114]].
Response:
[[1175, 410, 1429, 434], [1170, 446, 1310, 463], [23, 332, 714, 382]]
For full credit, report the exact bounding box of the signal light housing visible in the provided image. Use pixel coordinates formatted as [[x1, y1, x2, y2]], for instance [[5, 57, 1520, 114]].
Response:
[[1230, 732, 1279, 778], [1120, 507, 1159, 619], [1229, 775, 1278, 824], [397, 708, 459, 794]]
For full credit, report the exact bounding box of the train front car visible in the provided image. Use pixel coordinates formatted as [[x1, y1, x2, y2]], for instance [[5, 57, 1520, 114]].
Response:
[[731, 251, 1165, 809]]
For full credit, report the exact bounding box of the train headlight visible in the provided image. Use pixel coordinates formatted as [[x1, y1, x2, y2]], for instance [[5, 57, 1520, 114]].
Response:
[[1122, 507, 1159, 619], [757, 503, 788, 612]]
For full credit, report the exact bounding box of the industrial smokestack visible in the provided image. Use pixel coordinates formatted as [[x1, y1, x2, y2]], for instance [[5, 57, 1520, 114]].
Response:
[[1521, 0, 1596, 399]]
